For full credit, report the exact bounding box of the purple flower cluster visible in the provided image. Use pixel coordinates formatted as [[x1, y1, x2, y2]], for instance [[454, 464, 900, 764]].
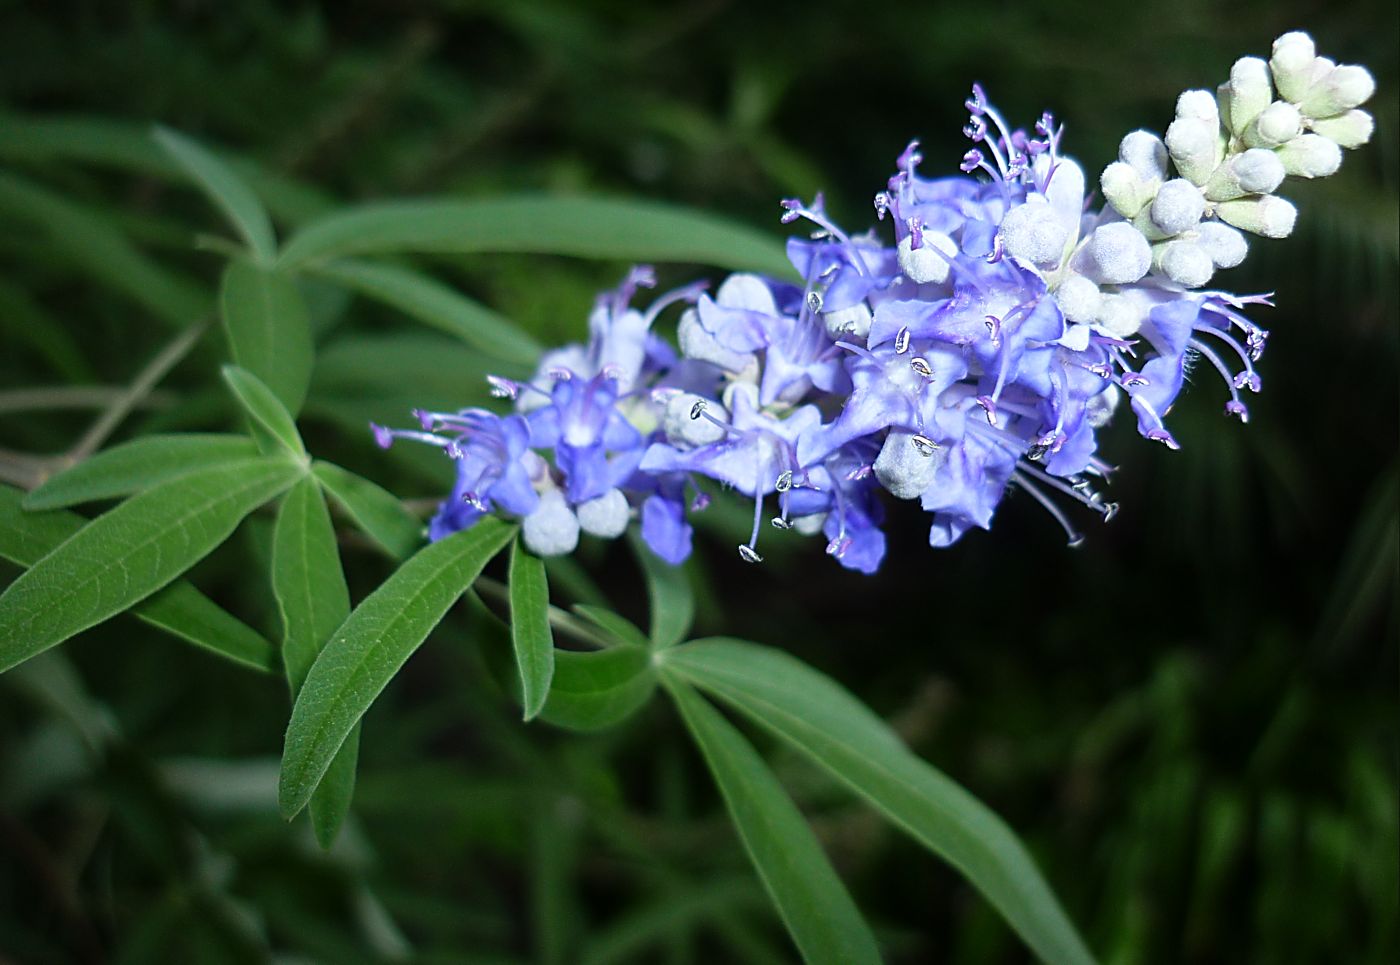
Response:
[[375, 34, 1371, 572]]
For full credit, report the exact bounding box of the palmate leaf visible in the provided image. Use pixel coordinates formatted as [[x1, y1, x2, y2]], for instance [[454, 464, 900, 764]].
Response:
[[153, 125, 278, 263], [272, 477, 358, 848], [277, 196, 795, 278], [311, 460, 422, 561], [0, 485, 275, 673], [0, 459, 301, 674], [312, 259, 541, 366], [221, 365, 307, 459], [660, 639, 1096, 965], [669, 683, 882, 965], [278, 518, 514, 818], [23, 434, 259, 510], [219, 260, 315, 415], [507, 538, 555, 721]]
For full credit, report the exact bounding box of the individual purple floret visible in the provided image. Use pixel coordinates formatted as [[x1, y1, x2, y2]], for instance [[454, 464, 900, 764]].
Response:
[[374, 31, 1370, 569]]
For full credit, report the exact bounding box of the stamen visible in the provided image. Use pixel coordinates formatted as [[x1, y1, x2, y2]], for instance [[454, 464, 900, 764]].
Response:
[[910, 434, 939, 456], [1012, 472, 1084, 547], [894, 326, 911, 354]]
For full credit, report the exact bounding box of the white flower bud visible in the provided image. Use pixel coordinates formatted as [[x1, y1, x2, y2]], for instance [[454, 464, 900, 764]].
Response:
[[1055, 274, 1102, 324], [1150, 178, 1206, 235], [823, 302, 873, 340], [522, 490, 580, 557], [1299, 65, 1376, 119], [1227, 57, 1273, 134], [1243, 101, 1303, 148], [1044, 158, 1087, 239], [715, 273, 778, 315], [1087, 222, 1153, 285], [1094, 293, 1143, 337], [1154, 239, 1215, 288], [897, 230, 957, 284], [576, 488, 630, 539], [1205, 148, 1286, 201], [663, 392, 727, 447], [999, 197, 1071, 267], [874, 429, 942, 500], [1270, 32, 1317, 102], [1216, 195, 1298, 238], [1308, 109, 1373, 149], [1274, 133, 1342, 178], [1165, 117, 1218, 185], [792, 513, 826, 537], [1101, 161, 1153, 218], [1194, 221, 1249, 269], [677, 307, 751, 372], [721, 379, 759, 413], [1176, 89, 1220, 124], [1085, 385, 1121, 428], [1119, 130, 1168, 181]]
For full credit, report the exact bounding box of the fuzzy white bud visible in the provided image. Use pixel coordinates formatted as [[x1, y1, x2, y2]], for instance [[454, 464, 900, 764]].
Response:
[[1275, 133, 1342, 178], [1154, 239, 1215, 288], [1165, 117, 1218, 185], [999, 197, 1071, 267], [1194, 221, 1249, 269], [1244, 101, 1303, 148], [1150, 178, 1206, 236], [1087, 222, 1153, 285], [1119, 130, 1169, 181], [874, 429, 942, 499], [1101, 162, 1154, 218], [677, 307, 751, 372], [1227, 57, 1273, 134], [576, 488, 630, 539], [1309, 109, 1374, 149], [792, 513, 826, 537], [897, 230, 957, 284], [663, 392, 727, 447], [1085, 385, 1121, 428], [1094, 293, 1143, 337], [1055, 274, 1102, 324], [522, 490, 580, 557], [1299, 65, 1376, 119], [1205, 148, 1286, 201], [1176, 89, 1220, 124], [1270, 32, 1318, 102], [1216, 195, 1298, 239]]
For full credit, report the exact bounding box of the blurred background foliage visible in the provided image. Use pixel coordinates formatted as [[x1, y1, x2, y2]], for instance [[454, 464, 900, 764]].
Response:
[[0, 1, 1396, 962]]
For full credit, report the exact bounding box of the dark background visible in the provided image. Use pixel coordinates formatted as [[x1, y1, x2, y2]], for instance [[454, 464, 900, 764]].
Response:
[[0, 1, 1396, 962]]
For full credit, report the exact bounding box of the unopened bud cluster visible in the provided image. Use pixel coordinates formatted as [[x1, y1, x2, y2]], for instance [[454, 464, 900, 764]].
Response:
[[375, 31, 1372, 571]]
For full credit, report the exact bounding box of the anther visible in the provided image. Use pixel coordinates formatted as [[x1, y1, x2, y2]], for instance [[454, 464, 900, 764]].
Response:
[[689, 400, 707, 420], [486, 375, 519, 400], [894, 326, 911, 354], [910, 356, 933, 378], [1101, 502, 1120, 522], [770, 517, 792, 530], [737, 545, 764, 564], [775, 470, 794, 493], [910, 434, 939, 457], [806, 291, 824, 313]]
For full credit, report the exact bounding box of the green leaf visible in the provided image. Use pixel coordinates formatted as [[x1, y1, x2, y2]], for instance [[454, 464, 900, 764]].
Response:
[[312, 259, 541, 366], [631, 532, 694, 649], [660, 639, 1096, 965], [221, 365, 306, 459], [0, 485, 275, 674], [24, 434, 259, 510], [279, 196, 794, 278], [271, 477, 357, 848], [311, 461, 422, 561], [572, 604, 652, 650], [508, 539, 555, 721], [0, 459, 300, 674], [153, 126, 278, 263], [0, 170, 209, 329], [278, 518, 514, 818], [669, 684, 882, 965], [219, 258, 315, 415], [536, 645, 656, 732]]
